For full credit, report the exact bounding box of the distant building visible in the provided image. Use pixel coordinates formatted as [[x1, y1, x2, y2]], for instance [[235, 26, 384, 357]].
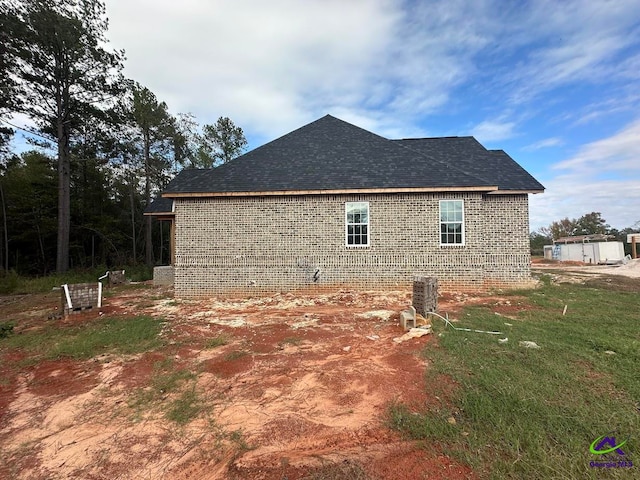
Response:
[[544, 235, 625, 264]]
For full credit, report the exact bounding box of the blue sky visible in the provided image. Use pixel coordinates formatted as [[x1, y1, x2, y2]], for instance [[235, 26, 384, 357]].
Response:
[[11, 0, 640, 230]]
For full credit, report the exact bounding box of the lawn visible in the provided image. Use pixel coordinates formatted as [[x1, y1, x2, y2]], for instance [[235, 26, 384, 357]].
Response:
[[389, 275, 640, 479]]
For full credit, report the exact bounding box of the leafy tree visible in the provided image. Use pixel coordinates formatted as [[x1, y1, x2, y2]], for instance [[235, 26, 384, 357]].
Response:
[[540, 217, 577, 240], [122, 82, 174, 266], [69, 117, 128, 268], [194, 116, 247, 167], [1, 151, 57, 274], [574, 211, 609, 236], [541, 212, 613, 241], [170, 112, 198, 170], [0, 6, 21, 157], [4, 0, 124, 273], [529, 231, 551, 256]]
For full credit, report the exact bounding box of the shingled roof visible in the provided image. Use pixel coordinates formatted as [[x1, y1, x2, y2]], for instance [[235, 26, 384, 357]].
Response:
[[144, 195, 174, 215], [162, 115, 544, 196], [393, 137, 545, 192]]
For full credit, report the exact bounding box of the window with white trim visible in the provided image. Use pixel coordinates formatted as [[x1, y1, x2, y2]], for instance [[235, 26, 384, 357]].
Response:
[[439, 200, 464, 245], [345, 202, 369, 246]]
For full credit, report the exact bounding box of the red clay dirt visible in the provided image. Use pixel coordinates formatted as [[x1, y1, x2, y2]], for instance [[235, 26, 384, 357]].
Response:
[[0, 286, 484, 480]]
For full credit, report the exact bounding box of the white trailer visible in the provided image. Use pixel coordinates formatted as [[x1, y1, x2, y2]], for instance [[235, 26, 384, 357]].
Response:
[[550, 241, 624, 264]]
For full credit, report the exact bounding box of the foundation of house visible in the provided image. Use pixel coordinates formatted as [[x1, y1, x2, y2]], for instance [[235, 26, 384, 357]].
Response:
[[153, 265, 175, 286]]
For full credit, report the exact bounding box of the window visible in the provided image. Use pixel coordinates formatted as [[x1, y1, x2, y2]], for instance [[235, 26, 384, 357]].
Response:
[[345, 202, 369, 246], [440, 200, 464, 245]]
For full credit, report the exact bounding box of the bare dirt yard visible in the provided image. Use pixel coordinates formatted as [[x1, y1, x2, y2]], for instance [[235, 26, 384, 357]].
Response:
[[3, 260, 638, 479], [1, 286, 499, 480]]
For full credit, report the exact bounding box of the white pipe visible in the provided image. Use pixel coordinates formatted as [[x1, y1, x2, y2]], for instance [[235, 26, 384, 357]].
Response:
[[425, 311, 503, 335], [63, 284, 72, 309]]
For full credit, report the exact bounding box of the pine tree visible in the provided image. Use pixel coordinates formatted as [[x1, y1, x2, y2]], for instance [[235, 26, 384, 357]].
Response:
[[4, 0, 124, 272]]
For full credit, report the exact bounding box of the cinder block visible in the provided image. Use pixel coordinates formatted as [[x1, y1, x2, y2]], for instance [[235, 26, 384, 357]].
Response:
[[61, 282, 102, 315], [154, 266, 174, 286], [400, 305, 417, 331], [413, 276, 438, 316]]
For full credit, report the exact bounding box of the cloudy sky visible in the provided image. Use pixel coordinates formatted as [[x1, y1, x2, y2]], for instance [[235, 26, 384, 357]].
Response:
[[24, 0, 640, 230]]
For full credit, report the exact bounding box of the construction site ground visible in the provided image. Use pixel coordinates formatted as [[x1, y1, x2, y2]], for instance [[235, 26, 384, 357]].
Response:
[[1, 260, 638, 479]]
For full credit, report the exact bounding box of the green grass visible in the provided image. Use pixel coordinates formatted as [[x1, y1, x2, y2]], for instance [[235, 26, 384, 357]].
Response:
[[279, 336, 302, 347], [227, 429, 252, 452], [165, 386, 202, 424], [1, 315, 164, 360], [0, 265, 153, 295], [388, 280, 640, 479], [204, 335, 229, 349], [224, 350, 249, 361], [300, 460, 370, 480], [0, 321, 14, 339], [128, 357, 203, 424]]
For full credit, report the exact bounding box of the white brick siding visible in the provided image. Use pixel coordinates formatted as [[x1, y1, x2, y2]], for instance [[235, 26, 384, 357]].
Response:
[[174, 192, 534, 296]]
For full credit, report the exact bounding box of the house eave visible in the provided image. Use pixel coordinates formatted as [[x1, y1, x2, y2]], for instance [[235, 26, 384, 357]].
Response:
[[487, 189, 545, 195], [143, 212, 175, 218], [162, 185, 500, 198]]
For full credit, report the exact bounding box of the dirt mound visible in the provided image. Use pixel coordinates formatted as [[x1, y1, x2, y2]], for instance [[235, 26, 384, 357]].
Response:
[[597, 258, 640, 277]]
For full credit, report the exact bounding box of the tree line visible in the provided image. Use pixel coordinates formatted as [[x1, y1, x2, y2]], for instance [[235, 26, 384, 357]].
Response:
[[530, 212, 639, 256], [0, 0, 247, 275]]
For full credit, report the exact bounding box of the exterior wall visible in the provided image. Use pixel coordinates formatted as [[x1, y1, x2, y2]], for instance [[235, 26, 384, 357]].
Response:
[[173, 192, 534, 297], [481, 194, 532, 286]]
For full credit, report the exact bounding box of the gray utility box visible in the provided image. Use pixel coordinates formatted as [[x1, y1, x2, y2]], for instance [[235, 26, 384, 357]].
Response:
[[413, 276, 438, 316]]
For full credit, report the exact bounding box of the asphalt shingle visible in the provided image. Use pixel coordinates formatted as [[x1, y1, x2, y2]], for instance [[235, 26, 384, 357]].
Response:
[[162, 115, 544, 195], [144, 195, 174, 214], [394, 137, 545, 192]]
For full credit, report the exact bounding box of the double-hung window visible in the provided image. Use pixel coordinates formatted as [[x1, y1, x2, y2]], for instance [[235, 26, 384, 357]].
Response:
[[440, 200, 464, 245], [345, 202, 369, 247]]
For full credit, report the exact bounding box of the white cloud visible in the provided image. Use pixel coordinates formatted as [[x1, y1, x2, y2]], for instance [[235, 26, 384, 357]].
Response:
[[530, 118, 640, 230], [483, 1, 640, 105], [101, 0, 640, 236], [554, 119, 640, 173], [107, 0, 402, 138], [530, 176, 640, 231], [471, 119, 516, 143], [523, 137, 563, 151], [103, 0, 640, 144], [104, 0, 507, 139]]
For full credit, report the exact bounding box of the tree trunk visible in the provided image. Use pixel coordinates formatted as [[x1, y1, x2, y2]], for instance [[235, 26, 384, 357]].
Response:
[[159, 220, 163, 265], [144, 132, 153, 266], [0, 179, 8, 272], [56, 118, 70, 273], [35, 221, 46, 275], [130, 172, 136, 265]]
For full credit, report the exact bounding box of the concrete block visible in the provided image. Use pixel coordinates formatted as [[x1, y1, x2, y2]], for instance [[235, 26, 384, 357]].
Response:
[[154, 265, 174, 286], [108, 270, 126, 285], [400, 305, 416, 331], [61, 282, 102, 315]]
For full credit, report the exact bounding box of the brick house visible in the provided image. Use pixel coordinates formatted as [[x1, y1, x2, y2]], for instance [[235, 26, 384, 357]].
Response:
[[146, 115, 544, 297]]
